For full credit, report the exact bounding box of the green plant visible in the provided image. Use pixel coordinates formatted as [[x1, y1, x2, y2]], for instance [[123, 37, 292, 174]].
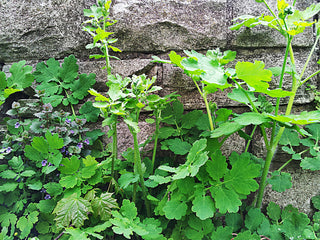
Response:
[[153, 0, 320, 210], [3, 0, 320, 239], [0, 61, 34, 107]]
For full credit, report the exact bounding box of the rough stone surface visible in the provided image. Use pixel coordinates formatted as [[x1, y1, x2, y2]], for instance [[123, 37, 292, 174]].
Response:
[[0, 0, 92, 62], [111, 0, 229, 52], [262, 168, 320, 215]]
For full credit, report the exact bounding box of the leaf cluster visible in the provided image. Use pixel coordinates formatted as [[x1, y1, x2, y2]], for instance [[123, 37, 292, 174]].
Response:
[[82, 0, 121, 62], [34, 55, 96, 108], [0, 61, 34, 106]]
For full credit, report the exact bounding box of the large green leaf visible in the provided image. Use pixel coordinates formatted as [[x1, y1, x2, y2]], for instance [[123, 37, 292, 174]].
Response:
[[45, 131, 64, 150], [182, 50, 230, 88], [60, 55, 79, 83], [301, 154, 320, 170], [53, 193, 92, 228], [228, 88, 257, 104], [210, 186, 241, 214], [206, 150, 227, 181], [34, 58, 60, 83], [31, 136, 49, 153], [7, 61, 34, 89], [267, 111, 320, 125], [210, 121, 244, 138], [224, 153, 260, 195], [0, 72, 7, 90], [236, 61, 293, 97], [71, 73, 96, 101], [92, 193, 118, 221], [234, 112, 269, 125]]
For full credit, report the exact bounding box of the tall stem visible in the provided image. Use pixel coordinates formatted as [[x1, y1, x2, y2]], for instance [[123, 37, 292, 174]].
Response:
[[151, 109, 160, 173], [132, 131, 151, 217], [254, 145, 277, 208], [255, 42, 298, 208], [111, 119, 117, 179], [103, 16, 111, 75], [203, 92, 214, 131], [193, 79, 215, 131]]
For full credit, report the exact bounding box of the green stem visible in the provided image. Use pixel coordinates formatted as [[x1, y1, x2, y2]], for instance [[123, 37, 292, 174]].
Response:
[[254, 145, 277, 208], [255, 42, 299, 208], [64, 90, 76, 117], [275, 37, 292, 116], [193, 79, 214, 131], [292, 0, 297, 7], [232, 80, 270, 149], [102, 15, 111, 75], [262, 0, 284, 32], [277, 159, 293, 172], [299, 36, 320, 84], [132, 131, 151, 217], [300, 70, 320, 87], [111, 119, 117, 179], [245, 125, 257, 153], [151, 109, 160, 173], [203, 92, 214, 131]]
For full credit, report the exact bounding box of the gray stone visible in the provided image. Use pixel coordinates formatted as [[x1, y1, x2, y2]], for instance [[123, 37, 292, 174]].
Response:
[[262, 168, 320, 215], [0, 0, 92, 62], [110, 0, 229, 52]]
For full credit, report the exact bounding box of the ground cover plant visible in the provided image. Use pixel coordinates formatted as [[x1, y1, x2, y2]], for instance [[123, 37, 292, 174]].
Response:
[[1, 0, 320, 239]]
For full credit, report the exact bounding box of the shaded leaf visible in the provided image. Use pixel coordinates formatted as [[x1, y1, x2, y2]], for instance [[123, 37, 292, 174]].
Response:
[[267, 171, 292, 192], [53, 193, 92, 228]]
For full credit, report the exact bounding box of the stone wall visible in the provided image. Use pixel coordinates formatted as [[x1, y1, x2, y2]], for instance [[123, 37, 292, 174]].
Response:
[[1, 0, 320, 213]]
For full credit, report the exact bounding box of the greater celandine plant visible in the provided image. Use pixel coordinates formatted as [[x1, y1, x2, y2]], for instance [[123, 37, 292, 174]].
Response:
[[154, 0, 320, 209]]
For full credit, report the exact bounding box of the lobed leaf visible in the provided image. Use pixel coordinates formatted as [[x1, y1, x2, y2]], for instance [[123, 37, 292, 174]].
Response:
[[191, 195, 216, 220], [53, 193, 92, 228], [7, 61, 34, 89], [267, 171, 292, 192], [267, 111, 320, 125], [210, 186, 241, 214], [92, 192, 118, 221]]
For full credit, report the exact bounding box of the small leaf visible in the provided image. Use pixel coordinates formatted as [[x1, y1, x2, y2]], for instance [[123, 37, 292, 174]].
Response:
[[311, 195, 320, 210], [245, 208, 265, 231], [59, 156, 80, 175], [59, 175, 78, 188], [228, 88, 257, 104], [267, 171, 292, 192], [162, 138, 191, 155], [211, 226, 233, 240], [0, 170, 17, 179], [0, 182, 18, 192], [301, 155, 320, 170], [191, 195, 216, 220], [267, 202, 281, 222], [163, 199, 188, 220]]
